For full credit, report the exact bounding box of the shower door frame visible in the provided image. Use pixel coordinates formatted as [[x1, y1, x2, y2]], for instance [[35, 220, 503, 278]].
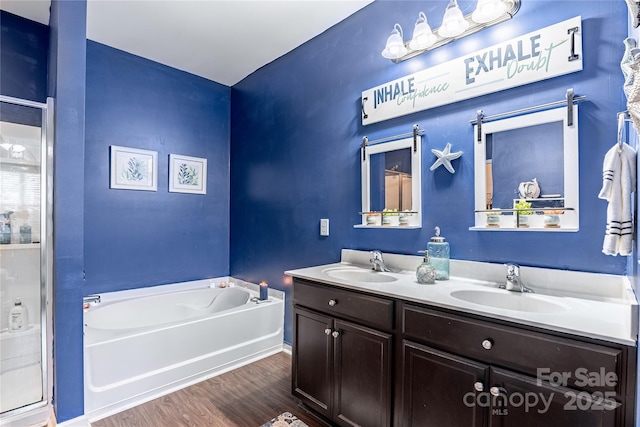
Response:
[[0, 94, 54, 421]]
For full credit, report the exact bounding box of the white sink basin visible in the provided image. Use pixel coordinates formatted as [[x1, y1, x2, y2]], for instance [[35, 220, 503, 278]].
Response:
[[324, 268, 398, 283], [450, 289, 568, 313]]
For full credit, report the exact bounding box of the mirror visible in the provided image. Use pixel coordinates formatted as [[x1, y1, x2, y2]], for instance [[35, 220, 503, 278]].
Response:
[[358, 136, 422, 228], [473, 106, 579, 231], [369, 148, 412, 212]]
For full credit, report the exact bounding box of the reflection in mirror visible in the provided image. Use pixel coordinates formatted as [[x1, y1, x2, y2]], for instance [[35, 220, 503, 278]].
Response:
[[359, 136, 422, 228], [369, 148, 412, 212], [486, 122, 564, 210], [473, 106, 579, 231]]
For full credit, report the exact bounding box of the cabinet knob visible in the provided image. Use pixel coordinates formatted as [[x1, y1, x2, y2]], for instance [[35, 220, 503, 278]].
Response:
[[328, 299, 337, 306], [324, 328, 332, 335], [481, 339, 493, 350], [332, 331, 340, 338], [474, 382, 484, 392], [490, 387, 502, 396]]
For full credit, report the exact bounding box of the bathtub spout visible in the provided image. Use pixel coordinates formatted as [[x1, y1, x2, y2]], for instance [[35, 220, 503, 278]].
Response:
[[83, 295, 101, 310], [84, 295, 101, 304], [250, 296, 272, 304]]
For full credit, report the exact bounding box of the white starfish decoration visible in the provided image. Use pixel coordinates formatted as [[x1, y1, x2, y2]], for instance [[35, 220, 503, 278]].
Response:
[[430, 143, 462, 173]]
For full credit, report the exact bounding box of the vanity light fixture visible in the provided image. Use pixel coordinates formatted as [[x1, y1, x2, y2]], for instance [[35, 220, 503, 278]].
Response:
[[381, 23, 408, 59], [409, 12, 437, 50], [438, 0, 469, 38], [472, 0, 507, 23], [381, 0, 520, 63]]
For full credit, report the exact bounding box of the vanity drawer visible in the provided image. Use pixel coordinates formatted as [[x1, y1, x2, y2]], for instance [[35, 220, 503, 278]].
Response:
[[293, 280, 394, 331], [402, 303, 623, 395]]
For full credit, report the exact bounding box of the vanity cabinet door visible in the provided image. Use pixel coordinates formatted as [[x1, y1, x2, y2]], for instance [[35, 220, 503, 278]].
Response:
[[292, 307, 393, 427], [333, 319, 392, 427], [292, 307, 333, 420], [400, 340, 489, 427], [488, 367, 618, 427]]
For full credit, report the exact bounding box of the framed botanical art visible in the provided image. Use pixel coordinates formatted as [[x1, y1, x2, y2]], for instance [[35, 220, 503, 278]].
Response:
[[110, 145, 158, 191], [169, 154, 207, 194]]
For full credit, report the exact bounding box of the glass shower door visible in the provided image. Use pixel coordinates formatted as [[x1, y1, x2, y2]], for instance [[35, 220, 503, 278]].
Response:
[[0, 99, 50, 418]]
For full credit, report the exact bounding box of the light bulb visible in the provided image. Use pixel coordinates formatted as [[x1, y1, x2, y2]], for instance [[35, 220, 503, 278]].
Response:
[[409, 12, 437, 50], [381, 23, 408, 59], [438, 0, 469, 38], [472, 0, 507, 23]]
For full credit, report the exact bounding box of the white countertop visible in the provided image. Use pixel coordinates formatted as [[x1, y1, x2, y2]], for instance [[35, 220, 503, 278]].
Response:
[[285, 250, 639, 346]]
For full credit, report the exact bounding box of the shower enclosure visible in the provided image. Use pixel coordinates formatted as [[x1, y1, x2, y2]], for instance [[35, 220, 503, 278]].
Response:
[[0, 95, 53, 426]]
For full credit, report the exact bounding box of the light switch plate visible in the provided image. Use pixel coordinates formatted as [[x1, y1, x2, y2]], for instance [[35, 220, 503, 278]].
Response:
[[320, 218, 329, 236]]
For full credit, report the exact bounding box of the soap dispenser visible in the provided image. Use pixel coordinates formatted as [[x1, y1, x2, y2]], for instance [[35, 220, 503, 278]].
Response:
[[416, 251, 436, 284], [428, 226, 450, 280]]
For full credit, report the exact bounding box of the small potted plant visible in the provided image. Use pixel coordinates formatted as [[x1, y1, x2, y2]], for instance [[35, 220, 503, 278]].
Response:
[[544, 209, 563, 228], [513, 199, 532, 227], [485, 209, 502, 227], [399, 210, 413, 226], [382, 208, 399, 226], [365, 212, 381, 226]]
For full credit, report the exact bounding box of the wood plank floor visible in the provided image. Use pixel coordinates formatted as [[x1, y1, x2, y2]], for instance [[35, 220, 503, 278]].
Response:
[[91, 352, 328, 427]]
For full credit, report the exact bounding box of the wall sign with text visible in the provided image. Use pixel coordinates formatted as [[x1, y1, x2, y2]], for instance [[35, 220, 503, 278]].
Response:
[[361, 16, 583, 125]]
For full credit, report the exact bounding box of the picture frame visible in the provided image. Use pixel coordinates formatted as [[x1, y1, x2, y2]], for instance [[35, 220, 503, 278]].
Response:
[[169, 154, 207, 194], [110, 145, 158, 191]]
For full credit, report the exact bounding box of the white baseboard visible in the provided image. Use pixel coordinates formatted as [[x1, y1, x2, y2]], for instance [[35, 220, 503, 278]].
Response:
[[56, 415, 91, 427]]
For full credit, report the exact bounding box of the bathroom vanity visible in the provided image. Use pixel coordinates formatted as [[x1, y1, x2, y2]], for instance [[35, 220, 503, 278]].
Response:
[[286, 250, 638, 427]]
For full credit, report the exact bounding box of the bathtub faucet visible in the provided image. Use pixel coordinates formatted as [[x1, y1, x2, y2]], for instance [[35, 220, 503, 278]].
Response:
[[370, 250, 391, 272]]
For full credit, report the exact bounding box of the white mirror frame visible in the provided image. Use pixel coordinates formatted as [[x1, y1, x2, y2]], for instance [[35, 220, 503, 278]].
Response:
[[472, 106, 579, 231], [356, 136, 422, 228]]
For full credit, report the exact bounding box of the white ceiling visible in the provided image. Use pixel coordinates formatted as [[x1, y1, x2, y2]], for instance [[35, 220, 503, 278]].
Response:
[[1, 0, 373, 86]]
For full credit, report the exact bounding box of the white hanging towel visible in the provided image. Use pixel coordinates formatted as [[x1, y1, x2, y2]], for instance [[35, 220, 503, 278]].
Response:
[[599, 143, 636, 256]]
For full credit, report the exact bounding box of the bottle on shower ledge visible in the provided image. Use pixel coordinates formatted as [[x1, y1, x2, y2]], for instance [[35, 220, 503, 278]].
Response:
[[19, 223, 31, 244], [427, 226, 450, 280], [9, 298, 28, 333]]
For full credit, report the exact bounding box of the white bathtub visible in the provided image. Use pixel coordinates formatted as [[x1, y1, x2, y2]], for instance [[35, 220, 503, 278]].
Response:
[[83, 278, 284, 421]]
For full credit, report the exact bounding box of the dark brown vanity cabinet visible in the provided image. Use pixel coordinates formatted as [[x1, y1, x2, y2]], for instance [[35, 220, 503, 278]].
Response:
[[292, 278, 637, 427], [401, 340, 488, 426], [292, 280, 394, 427], [399, 303, 636, 427], [488, 367, 617, 427], [401, 340, 619, 427]]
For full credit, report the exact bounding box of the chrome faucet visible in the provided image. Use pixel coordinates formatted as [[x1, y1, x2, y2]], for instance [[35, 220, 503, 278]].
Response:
[[500, 263, 534, 293], [370, 250, 391, 272], [83, 294, 101, 309]]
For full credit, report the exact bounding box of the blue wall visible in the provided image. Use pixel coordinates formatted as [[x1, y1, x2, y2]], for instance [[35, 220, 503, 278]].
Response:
[[84, 41, 231, 294], [230, 0, 629, 344], [0, 11, 48, 102], [49, 0, 87, 421], [0, 11, 47, 127]]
